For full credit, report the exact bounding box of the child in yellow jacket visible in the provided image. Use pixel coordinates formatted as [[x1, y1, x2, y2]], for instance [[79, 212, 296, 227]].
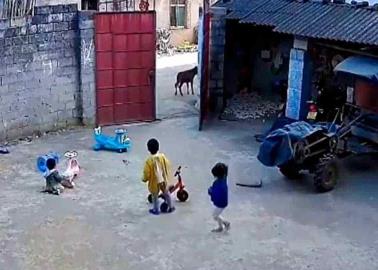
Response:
[[142, 138, 175, 215]]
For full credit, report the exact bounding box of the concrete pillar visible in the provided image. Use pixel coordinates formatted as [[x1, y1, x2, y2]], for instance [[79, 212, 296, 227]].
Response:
[[209, 6, 226, 112], [78, 10, 96, 126], [285, 37, 311, 120]]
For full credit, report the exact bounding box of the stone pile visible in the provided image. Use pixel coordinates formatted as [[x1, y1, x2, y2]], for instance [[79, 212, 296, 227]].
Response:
[[221, 93, 280, 120]]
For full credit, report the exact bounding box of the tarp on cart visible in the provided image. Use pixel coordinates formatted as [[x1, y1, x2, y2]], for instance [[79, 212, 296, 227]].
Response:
[[255, 116, 297, 142], [257, 121, 324, 167], [334, 56, 378, 83]]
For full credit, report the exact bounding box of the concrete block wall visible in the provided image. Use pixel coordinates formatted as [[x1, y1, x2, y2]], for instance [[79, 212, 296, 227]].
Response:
[[0, 4, 96, 141], [78, 11, 96, 126], [209, 9, 226, 111]]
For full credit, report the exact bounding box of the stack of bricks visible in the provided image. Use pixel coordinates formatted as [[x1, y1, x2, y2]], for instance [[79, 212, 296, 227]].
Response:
[[0, 4, 96, 141]]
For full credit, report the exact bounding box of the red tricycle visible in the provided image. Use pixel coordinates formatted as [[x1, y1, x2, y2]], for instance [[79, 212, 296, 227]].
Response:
[[148, 166, 189, 203]]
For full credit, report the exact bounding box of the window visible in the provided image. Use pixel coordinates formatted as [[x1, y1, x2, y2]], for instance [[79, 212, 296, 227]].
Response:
[[170, 0, 186, 28], [82, 0, 98, 10]]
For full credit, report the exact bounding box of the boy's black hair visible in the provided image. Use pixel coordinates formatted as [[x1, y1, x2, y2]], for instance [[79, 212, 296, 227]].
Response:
[[211, 162, 228, 179], [46, 158, 56, 170], [147, 138, 159, 155]]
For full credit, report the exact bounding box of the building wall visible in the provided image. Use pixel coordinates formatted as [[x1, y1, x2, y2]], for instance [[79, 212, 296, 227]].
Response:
[[155, 0, 201, 46], [36, 0, 82, 9], [95, 0, 200, 46], [36, 0, 201, 46], [0, 4, 96, 141]]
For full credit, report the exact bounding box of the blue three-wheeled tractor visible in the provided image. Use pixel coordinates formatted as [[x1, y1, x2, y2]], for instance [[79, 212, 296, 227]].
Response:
[[258, 56, 378, 192]]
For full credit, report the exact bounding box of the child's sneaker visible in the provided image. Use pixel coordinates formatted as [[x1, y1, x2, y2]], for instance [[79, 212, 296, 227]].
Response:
[[149, 209, 160, 215], [51, 184, 64, 195], [61, 179, 74, 189], [211, 227, 223, 233], [167, 206, 175, 213], [224, 221, 231, 231]]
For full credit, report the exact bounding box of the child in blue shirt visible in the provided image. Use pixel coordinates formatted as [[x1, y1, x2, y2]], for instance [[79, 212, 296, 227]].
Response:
[[208, 162, 230, 232]]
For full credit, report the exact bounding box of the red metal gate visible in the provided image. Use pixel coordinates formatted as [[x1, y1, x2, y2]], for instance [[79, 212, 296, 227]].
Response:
[[95, 12, 156, 125]]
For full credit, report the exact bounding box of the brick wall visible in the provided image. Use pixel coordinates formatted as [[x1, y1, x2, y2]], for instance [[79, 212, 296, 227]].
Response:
[[78, 10, 96, 126], [0, 4, 95, 141], [208, 8, 226, 111]]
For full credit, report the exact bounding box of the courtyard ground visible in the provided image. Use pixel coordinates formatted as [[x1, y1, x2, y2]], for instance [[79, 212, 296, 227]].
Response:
[[1, 116, 378, 270], [156, 52, 199, 119], [0, 54, 378, 270]]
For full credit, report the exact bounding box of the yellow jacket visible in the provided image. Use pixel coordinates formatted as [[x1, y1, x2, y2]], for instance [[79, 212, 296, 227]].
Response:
[[142, 153, 172, 194]]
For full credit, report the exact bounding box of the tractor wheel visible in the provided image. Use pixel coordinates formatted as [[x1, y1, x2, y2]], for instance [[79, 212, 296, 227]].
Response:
[[278, 162, 301, 179], [177, 189, 189, 202], [314, 154, 338, 192]]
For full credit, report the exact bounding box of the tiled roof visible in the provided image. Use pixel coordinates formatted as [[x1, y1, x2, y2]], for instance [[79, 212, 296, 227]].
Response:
[[226, 10, 249, 20], [214, 0, 378, 45], [213, 0, 264, 20], [240, 0, 295, 27]]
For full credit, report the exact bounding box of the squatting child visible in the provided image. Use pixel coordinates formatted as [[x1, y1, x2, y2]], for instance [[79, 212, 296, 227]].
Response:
[[44, 158, 66, 195]]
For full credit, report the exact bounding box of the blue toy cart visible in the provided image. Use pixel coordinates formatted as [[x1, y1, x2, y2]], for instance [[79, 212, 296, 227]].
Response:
[[93, 127, 131, 153]]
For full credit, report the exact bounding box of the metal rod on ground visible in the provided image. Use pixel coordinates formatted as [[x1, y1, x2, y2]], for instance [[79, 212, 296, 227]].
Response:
[[236, 179, 263, 188]]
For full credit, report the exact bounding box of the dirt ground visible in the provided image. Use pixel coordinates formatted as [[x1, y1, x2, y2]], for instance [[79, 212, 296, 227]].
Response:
[[0, 54, 378, 270], [156, 52, 199, 119]]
